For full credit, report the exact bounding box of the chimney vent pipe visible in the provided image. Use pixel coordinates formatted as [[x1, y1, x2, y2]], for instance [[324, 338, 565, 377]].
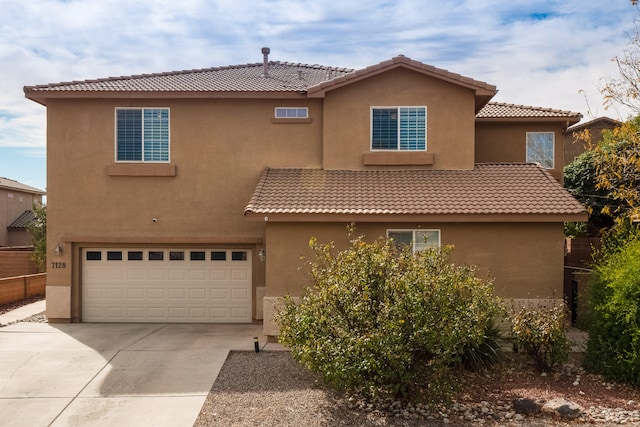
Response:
[[261, 47, 270, 77]]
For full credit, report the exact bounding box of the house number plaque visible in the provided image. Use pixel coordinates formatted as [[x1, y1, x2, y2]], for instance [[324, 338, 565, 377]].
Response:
[[51, 262, 67, 269]]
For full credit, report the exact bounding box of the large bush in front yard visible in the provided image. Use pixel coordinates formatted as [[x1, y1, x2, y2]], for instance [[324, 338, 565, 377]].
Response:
[[276, 234, 503, 400], [584, 237, 640, 387]]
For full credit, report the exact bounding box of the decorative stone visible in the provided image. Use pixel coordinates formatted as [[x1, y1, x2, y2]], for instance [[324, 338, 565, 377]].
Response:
[[513, 398, 543, 415], [541, 397, 583, 419]]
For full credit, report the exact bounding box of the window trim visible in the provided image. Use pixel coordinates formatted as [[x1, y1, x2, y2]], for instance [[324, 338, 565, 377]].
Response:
[[387, 229, 441, 253], [274, 107, 309, 119], [371, 106, 427, 152], [115, 107, 170, 163], [526, 131, 555, 169]]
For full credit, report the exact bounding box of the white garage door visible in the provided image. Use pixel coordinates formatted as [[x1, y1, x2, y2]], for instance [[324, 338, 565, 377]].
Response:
[[82, 248, 252, 323]]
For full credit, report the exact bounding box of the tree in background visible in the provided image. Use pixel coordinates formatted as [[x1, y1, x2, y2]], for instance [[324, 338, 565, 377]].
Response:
[[564, 118, 640, 235], [601, 18, 640, 115], [27, 204, 46, 272]]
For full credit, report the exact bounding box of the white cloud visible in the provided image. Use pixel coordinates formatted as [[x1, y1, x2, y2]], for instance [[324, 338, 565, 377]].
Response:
[[0, 0, 637, 156]]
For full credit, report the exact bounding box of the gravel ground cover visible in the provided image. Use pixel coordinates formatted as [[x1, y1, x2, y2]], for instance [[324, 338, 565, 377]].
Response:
[[194, 350, 640, 427]]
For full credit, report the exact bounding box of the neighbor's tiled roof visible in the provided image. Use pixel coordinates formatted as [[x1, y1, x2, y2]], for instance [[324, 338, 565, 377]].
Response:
[[477, 102, 581, 120], [0, 177, 45, 195], [7, 210, 36, 229], [24, 62, 354, 94], [245, 164, 586, 219]]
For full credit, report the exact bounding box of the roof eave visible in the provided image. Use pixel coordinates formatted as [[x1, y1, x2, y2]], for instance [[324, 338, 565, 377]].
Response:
[[24, 89, 309, 105], [476, 116, 582, 124], [244, 212, 588, 223]]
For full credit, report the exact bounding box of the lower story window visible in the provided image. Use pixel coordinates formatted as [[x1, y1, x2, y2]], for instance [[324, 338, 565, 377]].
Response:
[[387, 229, 440, 253]]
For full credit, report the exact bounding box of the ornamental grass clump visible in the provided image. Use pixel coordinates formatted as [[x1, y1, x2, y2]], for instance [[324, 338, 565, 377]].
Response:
[[276, 233, 503, 401]]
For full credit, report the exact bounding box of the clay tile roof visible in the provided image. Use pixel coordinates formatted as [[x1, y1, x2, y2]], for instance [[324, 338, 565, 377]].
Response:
[[7, 210, 36, 229], [24, 62, 354, 95], [477, 102, 581, 121], [308, 55, 497, 96], [245, 164, 586, 220]]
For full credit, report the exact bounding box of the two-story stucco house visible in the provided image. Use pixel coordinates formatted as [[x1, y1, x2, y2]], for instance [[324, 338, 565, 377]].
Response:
[[24, 51, 586, 334], [0, 177, 45, 247]]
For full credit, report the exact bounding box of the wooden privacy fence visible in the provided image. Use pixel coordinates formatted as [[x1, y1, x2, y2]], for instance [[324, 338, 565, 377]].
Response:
[[0, 273, 46, 305]]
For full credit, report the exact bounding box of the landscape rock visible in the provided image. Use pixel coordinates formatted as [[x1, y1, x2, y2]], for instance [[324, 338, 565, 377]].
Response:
[[541, 397, 583, 419], [512, 398, 543, 415]]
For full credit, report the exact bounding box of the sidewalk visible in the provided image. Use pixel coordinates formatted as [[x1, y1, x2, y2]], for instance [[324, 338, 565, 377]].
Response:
[[0, 299, 46, 326]]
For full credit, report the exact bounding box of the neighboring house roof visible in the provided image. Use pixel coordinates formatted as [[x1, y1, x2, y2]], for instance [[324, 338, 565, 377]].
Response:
[[566, 116, 621, 133], [7, 210, 36, 229], [245, 164, 587, 222], [476, 102, 581, 123], [0, 177, 45, 195]]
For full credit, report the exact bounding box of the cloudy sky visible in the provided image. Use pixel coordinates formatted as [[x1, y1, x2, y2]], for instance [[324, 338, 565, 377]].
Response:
[[1, 0, 638, 192]]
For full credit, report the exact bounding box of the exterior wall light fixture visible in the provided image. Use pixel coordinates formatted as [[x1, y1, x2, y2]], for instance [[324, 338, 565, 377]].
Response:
[[54, 245, 63, 256], [258, 248, 266, 262]]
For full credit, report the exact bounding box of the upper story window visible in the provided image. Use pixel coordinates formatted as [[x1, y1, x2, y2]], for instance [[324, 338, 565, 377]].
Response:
[[388, 229, 440, 253], [116, 108, 169, 162], [526, 132, 554, 169], [275, 107, 308, 119], [371, 107, 426, 151]]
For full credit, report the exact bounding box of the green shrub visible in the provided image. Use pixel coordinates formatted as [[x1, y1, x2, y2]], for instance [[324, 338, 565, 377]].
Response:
[[510, 303, 571, 373], [276, 233, 503, 400], [584, 237, 640, 387]]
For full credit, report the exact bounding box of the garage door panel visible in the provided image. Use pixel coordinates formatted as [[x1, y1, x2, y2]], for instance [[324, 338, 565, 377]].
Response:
[[210, 289, 228, 300], [82, 248, 252, 323], [106, 270, 124, 280], [168, 269, 186, 280], [148, 269, 165, 280], [189, 270, 207, 280], [127, 307, 145, 319], [189, 288, 206, 300], [210, 269, 227, 280], [230, 269, 248, 280], [106, 289, 124, 299], [230, 307, 250, 320], [127, 270, 145, 280], [147, 288, 165, 299], [231, 288, 248, 300], [127, 288, 144, 299]]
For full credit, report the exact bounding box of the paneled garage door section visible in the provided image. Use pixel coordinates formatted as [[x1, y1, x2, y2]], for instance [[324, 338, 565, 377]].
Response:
[[82, 248, 252, 323]]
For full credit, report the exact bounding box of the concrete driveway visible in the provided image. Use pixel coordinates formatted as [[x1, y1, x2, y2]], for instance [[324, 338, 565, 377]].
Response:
[[0, 322, 270, 426]]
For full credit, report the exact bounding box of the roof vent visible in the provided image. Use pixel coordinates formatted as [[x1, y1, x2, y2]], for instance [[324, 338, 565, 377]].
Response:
[[261, 47, 270, 78]]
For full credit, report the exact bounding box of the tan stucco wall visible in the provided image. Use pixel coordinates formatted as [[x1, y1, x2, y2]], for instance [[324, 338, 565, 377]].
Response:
[[264, 221, 565, 300], [45, 97, 324, 320], [322, 68, 477, 171], [475, 122, 567, 182]]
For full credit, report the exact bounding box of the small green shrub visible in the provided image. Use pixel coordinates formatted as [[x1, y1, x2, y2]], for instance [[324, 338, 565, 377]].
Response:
[[584, 237, 640, 387], [510, 303, 571, 373], [276, 233, 503, 401]]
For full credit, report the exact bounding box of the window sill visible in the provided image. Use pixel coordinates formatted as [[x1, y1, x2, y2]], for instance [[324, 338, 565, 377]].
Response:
[[271, 118, 313, 124], [362, 152, 434, 166], [107, 163, 177, 177]]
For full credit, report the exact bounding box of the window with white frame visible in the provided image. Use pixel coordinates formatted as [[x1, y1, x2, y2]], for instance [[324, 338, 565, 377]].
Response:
[[387, 229, 440, 253], [526, 132, 554, 169], [275, 107, 308, 119], [372, 107, 426, 151], [116, 108, 169, 162]]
